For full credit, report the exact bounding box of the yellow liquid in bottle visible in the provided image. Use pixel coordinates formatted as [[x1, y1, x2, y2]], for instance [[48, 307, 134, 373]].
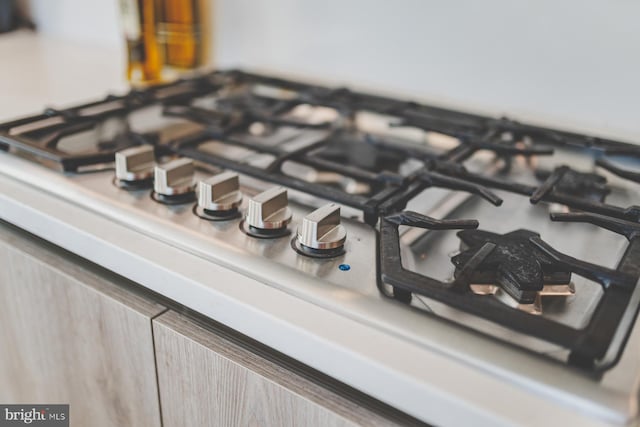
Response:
[[157, 0, 211, 71], [120, 0, 163, 85]]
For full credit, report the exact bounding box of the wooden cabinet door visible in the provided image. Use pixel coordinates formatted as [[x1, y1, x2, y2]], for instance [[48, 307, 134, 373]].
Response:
[[0, 221, 166, 427], [153, 310, 409, 427]]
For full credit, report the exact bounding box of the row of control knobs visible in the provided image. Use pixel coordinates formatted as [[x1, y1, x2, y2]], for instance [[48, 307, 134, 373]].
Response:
[[115, 145, 347, 255]]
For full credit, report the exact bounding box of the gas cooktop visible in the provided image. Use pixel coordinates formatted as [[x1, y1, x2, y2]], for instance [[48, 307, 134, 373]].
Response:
[[1, 70, 639, 379]]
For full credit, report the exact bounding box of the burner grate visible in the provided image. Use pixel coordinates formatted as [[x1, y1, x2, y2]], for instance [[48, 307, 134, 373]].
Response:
[[1, 69, 639, 371], [379, 209, 639, 371], [0, 76, 222, 171]]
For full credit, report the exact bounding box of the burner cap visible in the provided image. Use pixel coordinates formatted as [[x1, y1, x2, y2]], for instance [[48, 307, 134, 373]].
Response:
[[536, 167, 610, 202], [451, 229, 573, 305]]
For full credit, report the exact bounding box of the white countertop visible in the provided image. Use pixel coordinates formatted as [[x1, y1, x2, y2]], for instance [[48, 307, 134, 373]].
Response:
[[0, 31, 632, 427], [0, 30, 127, 122]]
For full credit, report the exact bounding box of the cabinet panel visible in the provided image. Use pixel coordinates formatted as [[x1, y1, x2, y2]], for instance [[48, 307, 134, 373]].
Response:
[[154, 310, 403, 427], [0, 222, 165, 427]]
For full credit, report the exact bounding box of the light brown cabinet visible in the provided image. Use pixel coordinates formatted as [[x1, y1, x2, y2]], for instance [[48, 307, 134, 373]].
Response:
[[0, 221, 417, 426], [0, 221, 165, 427], [153, 310, 404, 427]]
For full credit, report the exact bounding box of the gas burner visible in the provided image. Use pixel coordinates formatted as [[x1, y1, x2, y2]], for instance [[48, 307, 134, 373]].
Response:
[[535, 166, 610, 203], [451, 229, 574, 313]]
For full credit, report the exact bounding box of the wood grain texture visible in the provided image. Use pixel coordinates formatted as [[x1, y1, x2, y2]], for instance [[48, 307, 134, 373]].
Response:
[[0, 222, 166, 427], [153, 310, 403, 427]]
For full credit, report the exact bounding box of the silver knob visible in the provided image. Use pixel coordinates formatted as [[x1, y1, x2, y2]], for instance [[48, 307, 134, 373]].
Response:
[[297, 203, 346, 250], [115, 145, 155, 181], [246, 187, 292, 230], [198, 171, 243, 212], [154, 158, 195, 196]]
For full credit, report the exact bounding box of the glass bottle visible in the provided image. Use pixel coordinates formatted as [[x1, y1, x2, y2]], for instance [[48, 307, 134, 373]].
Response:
[[156, 0, 211, 72], [119, 0, 163, 85]]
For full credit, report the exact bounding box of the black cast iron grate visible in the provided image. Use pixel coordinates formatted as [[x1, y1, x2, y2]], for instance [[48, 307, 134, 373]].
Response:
[[0, 76, 222, 171], [1, 69, 639, 371]]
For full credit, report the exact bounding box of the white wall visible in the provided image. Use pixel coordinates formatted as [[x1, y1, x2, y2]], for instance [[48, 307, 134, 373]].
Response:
[[26, 0, 640, 142], [28, 0, 121, 47]]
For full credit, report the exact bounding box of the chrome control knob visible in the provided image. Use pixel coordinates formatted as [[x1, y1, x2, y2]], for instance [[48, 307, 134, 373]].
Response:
[[197, 171, 243, 214], [245, 187, 292, 233], [297, 204, 346, 251], [115, 145, 155, 188], [153, 158, 196, 203]]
